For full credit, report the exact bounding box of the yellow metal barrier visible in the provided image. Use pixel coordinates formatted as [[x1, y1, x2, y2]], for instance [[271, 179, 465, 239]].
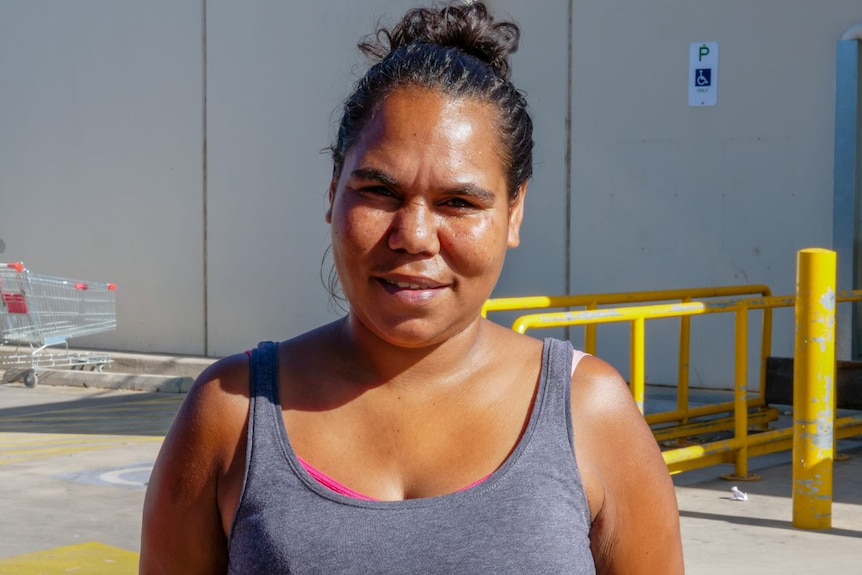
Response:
[[483, 286, 773, 426], [511, 295, 792, 440], [488, 251, 862, 529], [508, 289, 862, 485]]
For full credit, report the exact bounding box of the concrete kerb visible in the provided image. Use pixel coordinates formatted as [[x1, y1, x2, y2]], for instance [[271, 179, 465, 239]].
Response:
[[0, 345, 217, 392], [36, 371, 196, 393]]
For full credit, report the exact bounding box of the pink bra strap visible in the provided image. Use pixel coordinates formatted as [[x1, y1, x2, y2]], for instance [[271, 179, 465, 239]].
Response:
[[571, 349, 589, 376], [297, 458, 493, 502], [298, 457, 379, 501]]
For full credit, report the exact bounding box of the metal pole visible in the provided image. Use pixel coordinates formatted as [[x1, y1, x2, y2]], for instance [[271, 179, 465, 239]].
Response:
[[678, 313, 692, 424], [631, 317, 646, 413], [722, 307, 758, 481], [792, 248, 837, 530], [833, 37, 860, 360], [734, 308, 751, 479]]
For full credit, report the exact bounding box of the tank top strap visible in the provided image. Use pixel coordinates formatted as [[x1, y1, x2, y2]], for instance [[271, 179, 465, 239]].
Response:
[[539, 338, 575, 406], [246, 339, 283, 468], [535, 338, 579, 465], [250, 340, 280, 402], [227, 341, 282, 543]]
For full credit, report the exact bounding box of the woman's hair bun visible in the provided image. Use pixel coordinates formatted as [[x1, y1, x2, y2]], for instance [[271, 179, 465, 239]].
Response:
[[360, 1, 521, 80]]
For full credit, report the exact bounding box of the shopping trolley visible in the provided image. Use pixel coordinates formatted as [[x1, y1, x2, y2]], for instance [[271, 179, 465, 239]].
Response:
[[0, 262, 117, 387]]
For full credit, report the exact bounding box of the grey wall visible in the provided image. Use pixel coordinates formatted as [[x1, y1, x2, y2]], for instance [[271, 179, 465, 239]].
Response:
[[569, 1, 861, 386], [0, 0, 205, 354], [203, 0, 572, 356], [1, 1, 860, 389]]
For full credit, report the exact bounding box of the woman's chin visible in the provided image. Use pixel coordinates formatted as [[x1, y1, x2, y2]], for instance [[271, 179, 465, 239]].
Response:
[[350, 315, 479, 350]]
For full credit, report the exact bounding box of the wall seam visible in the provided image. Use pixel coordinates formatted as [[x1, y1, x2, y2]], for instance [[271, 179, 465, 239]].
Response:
[[202, 0, 209, 356], [564, 0, 574, 338]]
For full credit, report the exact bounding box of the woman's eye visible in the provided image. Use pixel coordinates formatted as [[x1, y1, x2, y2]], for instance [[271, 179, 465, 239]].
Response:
[[366, 186, 395, 197], [443, 197, 475, 209]]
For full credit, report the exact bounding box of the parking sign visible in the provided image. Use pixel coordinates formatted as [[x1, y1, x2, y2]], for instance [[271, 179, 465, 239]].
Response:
[[689, 42, 719, 107]]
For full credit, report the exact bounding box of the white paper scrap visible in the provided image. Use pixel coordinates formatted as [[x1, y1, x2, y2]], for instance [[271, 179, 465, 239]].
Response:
[[730, 486, 749, 501]]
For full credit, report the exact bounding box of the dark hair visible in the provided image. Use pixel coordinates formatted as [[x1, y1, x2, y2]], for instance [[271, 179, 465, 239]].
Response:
[[330, 1, 533, 200]]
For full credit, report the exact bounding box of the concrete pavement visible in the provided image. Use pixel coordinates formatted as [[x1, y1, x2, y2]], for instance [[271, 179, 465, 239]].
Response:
[[0, 384, 182, 572], [673, 443, 862, 574], [0, 358, 861, 574]]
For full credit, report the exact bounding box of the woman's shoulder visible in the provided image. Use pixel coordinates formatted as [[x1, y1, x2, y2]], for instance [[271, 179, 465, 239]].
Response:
[[163, 351, 254, 455], [189, 350, 253, 405], [568, 352, 635, 418], [568, 351, 684, 572], [141, 349, 254, 572]]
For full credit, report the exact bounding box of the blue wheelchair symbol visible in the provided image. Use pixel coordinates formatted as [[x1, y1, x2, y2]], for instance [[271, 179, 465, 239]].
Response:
[[695, 68, 711, 87]]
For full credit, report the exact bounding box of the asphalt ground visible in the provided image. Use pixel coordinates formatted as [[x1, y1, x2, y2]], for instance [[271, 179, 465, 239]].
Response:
[[0, 381, 860, 574]]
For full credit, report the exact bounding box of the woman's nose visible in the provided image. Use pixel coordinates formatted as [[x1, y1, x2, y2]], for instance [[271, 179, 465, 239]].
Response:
[[387, 202, 440, 255]]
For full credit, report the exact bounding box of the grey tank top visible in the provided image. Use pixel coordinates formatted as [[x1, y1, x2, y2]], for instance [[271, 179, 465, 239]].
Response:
[[227, 338, 596, 574]]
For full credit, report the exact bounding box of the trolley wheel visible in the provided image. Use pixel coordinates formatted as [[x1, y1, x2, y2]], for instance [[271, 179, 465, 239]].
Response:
[[24, 370, 38, 388]]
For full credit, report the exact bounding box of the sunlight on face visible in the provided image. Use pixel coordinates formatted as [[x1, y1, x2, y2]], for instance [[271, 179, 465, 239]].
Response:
[[327, 88, 525, 348]]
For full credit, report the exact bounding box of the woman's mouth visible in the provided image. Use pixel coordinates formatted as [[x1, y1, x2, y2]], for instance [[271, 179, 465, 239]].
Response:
[[388, 280, 437, 290], [377, 277, 448, 302]]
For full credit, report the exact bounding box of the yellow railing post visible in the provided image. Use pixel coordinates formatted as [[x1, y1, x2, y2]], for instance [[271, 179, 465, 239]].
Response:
[[722, 307, 759, 481], [585, 304, 598, 355], [734, 308, 750, 478], [792, 248, 837, 530], [631, 317, 646, 413], [678, 307, 692, 424]]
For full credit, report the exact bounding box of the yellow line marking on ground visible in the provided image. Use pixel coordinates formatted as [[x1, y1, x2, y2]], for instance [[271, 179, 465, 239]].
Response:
[[0, 433, 163, 465], [2, 400, 182, 418], [0, 436, 77, 447], [0, 432, 163, 443], [0, 542, 138, 574]]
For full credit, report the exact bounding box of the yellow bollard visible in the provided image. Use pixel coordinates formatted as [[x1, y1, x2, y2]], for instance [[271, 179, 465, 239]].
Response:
[[792, 248, 837, 530]]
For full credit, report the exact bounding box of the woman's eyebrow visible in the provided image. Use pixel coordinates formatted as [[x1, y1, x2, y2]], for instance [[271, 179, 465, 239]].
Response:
[[349, 167, 398, 186], [450, 183, 497, 203], [349, 168, 497, 203]]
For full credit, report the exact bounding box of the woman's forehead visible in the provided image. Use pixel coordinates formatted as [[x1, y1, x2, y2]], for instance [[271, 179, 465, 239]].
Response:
[[353, 89, 503, 160], [373, 88, 496, 134], [340, 91, 506, 187]]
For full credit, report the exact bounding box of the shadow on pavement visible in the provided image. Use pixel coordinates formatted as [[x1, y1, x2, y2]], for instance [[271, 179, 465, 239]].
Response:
[[678, 509, 862, 539], [0, 389, 184, 437], [674, 442, 862, 506]]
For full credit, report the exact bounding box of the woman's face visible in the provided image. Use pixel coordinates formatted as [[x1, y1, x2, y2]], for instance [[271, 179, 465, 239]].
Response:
[[327, 87, 526, 348]]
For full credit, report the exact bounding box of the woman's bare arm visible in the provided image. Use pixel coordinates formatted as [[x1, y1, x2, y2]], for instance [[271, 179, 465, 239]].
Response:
[[139, 355, 250, 575], [572, 356, 685, 574]]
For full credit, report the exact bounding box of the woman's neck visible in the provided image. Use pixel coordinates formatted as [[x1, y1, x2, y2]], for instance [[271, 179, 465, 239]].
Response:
[[332, 314, 493, 393]]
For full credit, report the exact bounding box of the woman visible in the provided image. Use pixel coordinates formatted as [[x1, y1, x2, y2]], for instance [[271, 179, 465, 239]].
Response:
[[140, 2, 684, 573]]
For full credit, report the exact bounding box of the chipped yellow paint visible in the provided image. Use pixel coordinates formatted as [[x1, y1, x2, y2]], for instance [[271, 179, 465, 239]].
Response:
[[0, 542, 138, 574], [792, 248, 836, 530]]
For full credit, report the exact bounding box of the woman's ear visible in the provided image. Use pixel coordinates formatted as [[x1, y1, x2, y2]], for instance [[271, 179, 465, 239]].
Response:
[[507, 183, 528, 248], [325, 180, 337, 224]]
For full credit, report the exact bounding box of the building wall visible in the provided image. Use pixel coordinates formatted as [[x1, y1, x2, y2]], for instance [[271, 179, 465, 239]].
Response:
[[0, 1, 859, 388], [569, 1, 861, 386], [0, 0, 205, 355], [203, 0, 573, 356]]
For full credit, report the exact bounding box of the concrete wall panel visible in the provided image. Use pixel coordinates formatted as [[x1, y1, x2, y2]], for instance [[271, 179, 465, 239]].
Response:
[[205, 0, 411, 357], [0, 0, 205, 354], [204, 0, 571, 356], [569, 1, 860, 387]]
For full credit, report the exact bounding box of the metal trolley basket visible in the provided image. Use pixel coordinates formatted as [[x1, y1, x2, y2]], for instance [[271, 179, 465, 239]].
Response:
[[0, 262, 117, 387]]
